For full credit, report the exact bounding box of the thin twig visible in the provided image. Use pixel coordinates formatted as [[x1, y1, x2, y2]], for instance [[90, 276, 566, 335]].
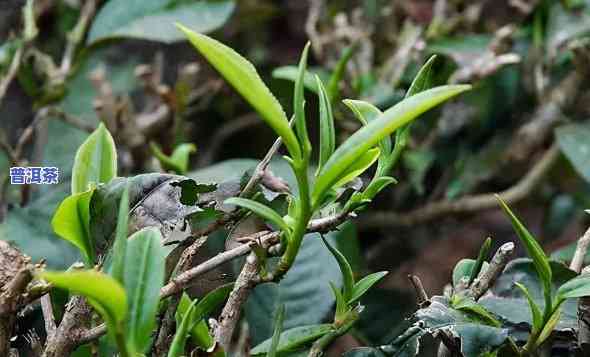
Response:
[[214, 252, 259, 349], [570, 227, 590, 274], [59, 0, 98, 77], [468, 242, 515, 300], [78, 212, 353, 345], [40, 293, 56, 341], [358, 144, 559, 228]]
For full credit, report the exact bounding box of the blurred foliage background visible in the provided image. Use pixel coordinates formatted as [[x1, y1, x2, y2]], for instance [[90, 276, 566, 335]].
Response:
[[1, 0, 590, 350]]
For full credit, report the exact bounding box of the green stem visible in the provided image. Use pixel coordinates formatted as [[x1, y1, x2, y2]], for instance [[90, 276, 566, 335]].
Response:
[[275, 158, 312, 279], [115, 329, 132, 357]]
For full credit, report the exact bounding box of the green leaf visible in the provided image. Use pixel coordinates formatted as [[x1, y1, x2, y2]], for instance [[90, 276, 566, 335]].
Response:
[[322, 237, 354, 301], [451, 296, 501, 327], [330, 281, 348, 321], [469, 237, 492, 285], [150, 142, 196, 174], [269, 304, 286, 357], [168, 299, 198, 357], [88, 0, 235, 44], [177, 25, 301, 160], [333, 148, 380, 189], [294, 42, 311, 154], [327, 44, 356, 101], [314, 85, 470, 205], [110, 183, 129, 284], [250, 324, 333, 355], [556, 124, 590, 183], [271, 66, 320, 94], [172, 284, 233, 354], [225, 197, 290, 233], [453, 259, 476, 287], [496, 195, 553, 316], [406, 55, 437, 98], [557, 274, 590, 301], [316, 75, 335, 172], [349, 271, 388, 305], [361, 176, 397, 201], [124, 227, 167, 353], [342, 99, 391, 155], [51, 189, 95, 265], [41, 270, 127, 331], [514, 282, 543, 334], [536, 307, 561, 347], [71, 123, 117, 195], [176, 294, 213, 350]]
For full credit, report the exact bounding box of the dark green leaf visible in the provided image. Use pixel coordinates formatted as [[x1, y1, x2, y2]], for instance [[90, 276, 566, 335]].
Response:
[[469, 237, 492, 285], [168, 299, 198, 357], [110, 183, 129, 284], [557, 274, 590, 301], [496, 195, 552, 312], [322, 237, 354, 301], [556, 123, 590, 183], [349, 271, 388, 305], [88, 0, 235, 44]]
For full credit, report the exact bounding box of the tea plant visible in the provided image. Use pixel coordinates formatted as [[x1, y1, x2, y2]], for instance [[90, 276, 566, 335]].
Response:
[[0, 20, 469, 357]]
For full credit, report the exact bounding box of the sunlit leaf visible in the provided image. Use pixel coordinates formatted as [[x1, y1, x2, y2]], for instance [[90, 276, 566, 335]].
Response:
[[71, 123, 117, 194], [294, 42, 312, 154], [124, 227, 167, 353], [51, 189, 95, 265], [514, 282, 543, 334], [150, 142, 196, 174], [177, 25, 301, 160], [349, 271, 388, 305], [313, 85, 470, 206], [316, 75, 335, 172]]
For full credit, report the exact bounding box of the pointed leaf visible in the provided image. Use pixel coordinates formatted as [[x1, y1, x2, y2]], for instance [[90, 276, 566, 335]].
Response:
[[150, 142, 196, 174], [110, 182, 129, 284], [406, 55, 437, 98], [362, 176, 397, 201], [322, 237, 354, 301], [333, 148, 380, 189], [349, 271, 388, 305], [514, 282, 543, 334], [469, 237, 492, 285], [41, 270, 127, 330], [294, 42, 311, 153], [557, 274, 590, 300], [251, 324, 333, 355], [51, 189, 95, 265], [343, 99, 391, 155], [71, 123, 117, 194], [124, 227, 167, 353], [536, 307, 561, 346], [225, 197, 290, 233], [168, 299, 198, 357], [316, 75, 335, 172], [313, 85, 470, 205], [327, 44, 356, 100], [177, 25, 300, 160], [496, 195, 553, 311]]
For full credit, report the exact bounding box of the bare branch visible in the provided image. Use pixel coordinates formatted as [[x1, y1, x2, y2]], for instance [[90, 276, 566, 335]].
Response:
[[0, 45, 24, 105], [468, 242, 515, 300], [408, 274, 430, 308], [214, 252, 259, 349], [41, 294, 56, 341]]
